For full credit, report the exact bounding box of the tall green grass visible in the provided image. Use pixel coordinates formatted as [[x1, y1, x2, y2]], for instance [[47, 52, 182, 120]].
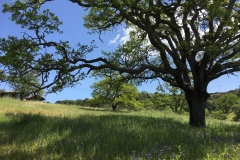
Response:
[[0, 97, 240, 159]]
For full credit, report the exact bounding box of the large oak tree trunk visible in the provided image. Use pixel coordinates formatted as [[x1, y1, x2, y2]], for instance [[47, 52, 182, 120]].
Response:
[[185, 91, 209, 127]]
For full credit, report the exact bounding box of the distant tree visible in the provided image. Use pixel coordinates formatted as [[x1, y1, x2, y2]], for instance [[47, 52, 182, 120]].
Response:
[[55, 100, 63, 104], [137, 91, 154, 109], [137, 91, 151, 101], [150, 92, 167, 111], [140, 99, 155, 110], [90, 76, 141, 110], [55, 99, 75, 105], [82, 98, 90, 106], [206, 100, 216, 114], [113, 84, 143, 110], [66, 100, 76, 105], [87, 96, 106, 108], [157, 83, 187, 114], [215, 93, 238, 114], [75, 99, 88, 106]]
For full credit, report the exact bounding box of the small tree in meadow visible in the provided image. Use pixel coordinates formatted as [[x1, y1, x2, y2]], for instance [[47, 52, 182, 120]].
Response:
[[90, 76, 141, 110]]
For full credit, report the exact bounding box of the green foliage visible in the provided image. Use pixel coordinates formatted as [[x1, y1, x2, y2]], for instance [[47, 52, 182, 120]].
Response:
[[7, 71, 45, 98], [74, 98, 89, 106], [232, 104, 240, 121], [87, 97, 105, 108], [55, 99, 75, 105], [206, 99, 216, 113], [55, 98, 89, 106], [211, 111, 227, 120], [0, 0, 92, 93], [138, 99, 154, 110], [137, 91, 155, 109], [0, 70, 7, 82], [214, 93, 238, 114], [156, 83, 187, 113], [113, 84, 143, 110], [2, 1, 62, 34], [137, 91, 151, 101], [150, 92, 167, 111]]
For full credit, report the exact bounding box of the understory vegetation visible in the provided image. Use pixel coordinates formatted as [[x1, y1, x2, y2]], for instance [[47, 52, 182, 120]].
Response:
[[0, 97, 240, 160]]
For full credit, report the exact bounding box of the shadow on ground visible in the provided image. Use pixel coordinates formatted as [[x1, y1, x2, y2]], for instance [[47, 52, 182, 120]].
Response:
[[0, 112, 239, 160]]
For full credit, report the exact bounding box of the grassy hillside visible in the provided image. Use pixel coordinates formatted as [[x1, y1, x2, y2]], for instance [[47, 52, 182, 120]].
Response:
[[0, 97, 240, 160]]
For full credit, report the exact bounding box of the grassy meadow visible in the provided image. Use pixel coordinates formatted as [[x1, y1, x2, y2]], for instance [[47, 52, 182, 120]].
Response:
[[0, 97, 240, 160]]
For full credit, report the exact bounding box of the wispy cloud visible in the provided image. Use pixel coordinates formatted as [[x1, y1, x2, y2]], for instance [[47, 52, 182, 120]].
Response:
[[109, 34, 120, 45], [108, 27, 136, 45], [119, 27, 135, 44]]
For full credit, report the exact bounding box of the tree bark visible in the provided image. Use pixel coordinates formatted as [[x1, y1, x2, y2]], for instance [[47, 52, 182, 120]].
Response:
[[185, 91, 209, 127], [112, 104, 117, 111]]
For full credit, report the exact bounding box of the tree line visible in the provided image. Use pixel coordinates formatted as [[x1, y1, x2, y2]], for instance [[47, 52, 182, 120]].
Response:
[[55, 76, 240, 121]]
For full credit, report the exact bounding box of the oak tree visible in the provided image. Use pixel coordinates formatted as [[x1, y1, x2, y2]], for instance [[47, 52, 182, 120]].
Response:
[[72, 0, 240, 127]]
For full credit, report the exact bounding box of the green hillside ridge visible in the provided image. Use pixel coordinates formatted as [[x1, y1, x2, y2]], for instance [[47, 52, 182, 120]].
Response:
[[209, 88, 240, 98]]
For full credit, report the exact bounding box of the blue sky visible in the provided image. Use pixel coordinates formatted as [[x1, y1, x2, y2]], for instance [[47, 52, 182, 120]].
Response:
[[1, 0, 240, 103]]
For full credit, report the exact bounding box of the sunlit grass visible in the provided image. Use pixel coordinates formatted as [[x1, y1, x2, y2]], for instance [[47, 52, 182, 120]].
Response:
[[0, 97, 240, 159]]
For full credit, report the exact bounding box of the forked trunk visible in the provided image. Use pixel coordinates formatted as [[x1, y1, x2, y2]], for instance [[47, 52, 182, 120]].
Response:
[[185, 91, 209, 127]]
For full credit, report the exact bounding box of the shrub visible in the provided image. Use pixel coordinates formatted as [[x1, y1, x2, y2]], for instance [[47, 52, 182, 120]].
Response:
[[232, 104, 240, 122], [211, 111, 227, 120]]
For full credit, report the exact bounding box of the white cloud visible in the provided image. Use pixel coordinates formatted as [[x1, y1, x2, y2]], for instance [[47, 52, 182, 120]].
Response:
[[119, 27, 135, 44], [108, 27, 136, 45], [108, 34, 120, 45]]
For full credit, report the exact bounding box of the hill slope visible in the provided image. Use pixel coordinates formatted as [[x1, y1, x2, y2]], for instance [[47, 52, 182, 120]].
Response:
[[0, 97, 240, 160]]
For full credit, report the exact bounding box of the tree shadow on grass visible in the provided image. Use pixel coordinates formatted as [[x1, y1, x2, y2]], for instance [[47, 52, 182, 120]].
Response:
[[78, 106, 132, 113], [0, 112, 240, 159]]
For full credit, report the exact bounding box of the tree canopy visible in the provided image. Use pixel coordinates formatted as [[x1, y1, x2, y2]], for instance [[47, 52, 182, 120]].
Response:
[[7, 71, 45, 98], [1, 0, 240, 127]]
